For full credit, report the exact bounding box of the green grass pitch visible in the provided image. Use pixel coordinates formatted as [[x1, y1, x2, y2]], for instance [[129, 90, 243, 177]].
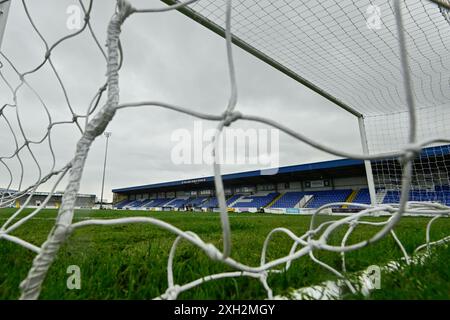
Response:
[[0, 208, 449, 299]]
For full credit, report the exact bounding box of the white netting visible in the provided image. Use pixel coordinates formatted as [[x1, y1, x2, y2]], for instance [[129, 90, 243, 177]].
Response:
[[0, 0, 449, 300], [365, 108, 450, 205], [174, 0, 450, 117]]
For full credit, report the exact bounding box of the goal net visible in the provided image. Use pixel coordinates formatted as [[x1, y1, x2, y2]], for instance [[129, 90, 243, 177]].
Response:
[[365, 108, 450, 204], [0, 0, 449, 300]]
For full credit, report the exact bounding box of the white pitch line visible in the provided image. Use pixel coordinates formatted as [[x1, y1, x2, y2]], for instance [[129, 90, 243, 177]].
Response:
[[273, 241, 449, 300]]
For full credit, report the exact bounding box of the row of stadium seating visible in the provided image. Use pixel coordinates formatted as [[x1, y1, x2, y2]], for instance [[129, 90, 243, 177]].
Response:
[[114, 194, 247, 210], [201, 197, 218, 208], [114, 198, 179, 209], [114, 199, 134, 209], [201, 194, 243, 208], [114, 186, 450, 210], [164, 198, 189, 208], [383, 190, 450, 205], [270, 190, 352, 208], [339, 187, 450, 206], [232, 192, 279, 208], [185, 196, 208, 207], [352, 188, 371, 204], [144, 198, 174, 208], [270, 191, 305, 208], [305, 189, 353, 208]]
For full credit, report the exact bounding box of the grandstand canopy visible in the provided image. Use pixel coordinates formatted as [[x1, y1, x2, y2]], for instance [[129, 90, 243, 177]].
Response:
[[112, 144, 450, 195], [161, 0, 450, 117], [112, 158, 365, 195]]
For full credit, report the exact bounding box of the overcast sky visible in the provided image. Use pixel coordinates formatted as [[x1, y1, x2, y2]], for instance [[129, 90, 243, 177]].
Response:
[[0, 0, 374, 202]]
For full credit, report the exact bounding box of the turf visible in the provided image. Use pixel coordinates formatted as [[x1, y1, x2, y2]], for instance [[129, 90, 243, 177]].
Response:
[[0, 208, 448, 300], [344, 243, 450, 300]]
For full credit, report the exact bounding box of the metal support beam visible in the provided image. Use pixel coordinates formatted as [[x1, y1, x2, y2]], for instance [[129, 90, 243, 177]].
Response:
[[100, 132, 111, 209], [0, 0, 11, 50], [358, 116, 377, 205]]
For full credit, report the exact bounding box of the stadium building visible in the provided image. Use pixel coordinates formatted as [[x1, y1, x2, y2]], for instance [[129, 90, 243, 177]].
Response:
[[0, 190, 96, 209], [112, 145, 450, 213]]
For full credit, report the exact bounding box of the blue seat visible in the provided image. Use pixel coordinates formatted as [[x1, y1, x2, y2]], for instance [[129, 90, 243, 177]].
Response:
[[306, 189, 352, 208], [271, 192, 306, 208], [232, 193, 279, 208]]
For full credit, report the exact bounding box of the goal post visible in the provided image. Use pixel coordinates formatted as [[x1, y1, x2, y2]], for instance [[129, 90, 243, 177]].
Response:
[[358, 116, 377, 206]]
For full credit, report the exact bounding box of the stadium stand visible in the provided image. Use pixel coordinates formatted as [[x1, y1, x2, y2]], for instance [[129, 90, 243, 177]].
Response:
[[199, 195, 243, 209], [164, 197, 190, 208], [127, 199, 149, 208], [156, 198, 174, 207], [0, 190, 96, 209], [115, 199, 133, 209], [201, 197, 218, 208], [232, 192, 279, 208], [305, 189, 353, 208], [185, 196, 208, 208], [270, 191, 306, 208], [352, 188, 371, 205], [225, 194, 242, 206], [383, 189, 450, 205], [113, 187, 450, 211], [143, 199, 159, 208], [112, 146, 450, 212], [143, 198, 173, 208]]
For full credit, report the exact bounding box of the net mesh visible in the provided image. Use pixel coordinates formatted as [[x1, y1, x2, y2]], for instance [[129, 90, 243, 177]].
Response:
[[182, 0, 450, 116], [0, 0, 449, 300], [365, 108, 450, 205]]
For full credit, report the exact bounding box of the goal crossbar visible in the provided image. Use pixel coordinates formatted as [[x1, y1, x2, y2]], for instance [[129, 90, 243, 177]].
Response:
[[160, 0, 450, 119], [160, 0, 362, 118]]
